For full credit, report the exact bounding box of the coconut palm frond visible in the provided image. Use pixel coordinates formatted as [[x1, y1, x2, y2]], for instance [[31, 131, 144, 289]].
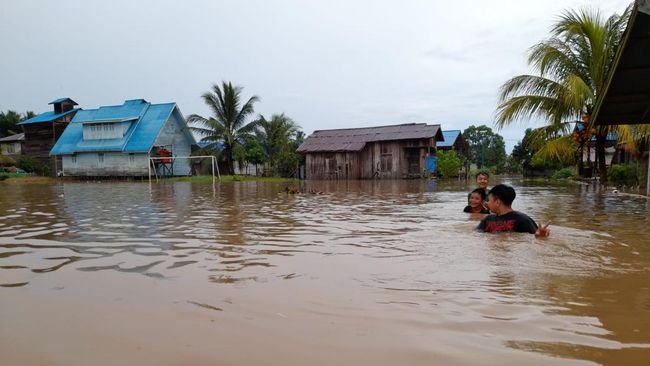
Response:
[[533, 135, 575, 164], [611, 124, 636, 152], [561, 73, 594, 112], [189, 81, 259, 174], [495, 94, 575, 129]]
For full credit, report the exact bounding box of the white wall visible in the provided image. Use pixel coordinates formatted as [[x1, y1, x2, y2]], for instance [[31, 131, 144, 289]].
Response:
[[152, 109, 192, 176], [62, 152, 149, 176]]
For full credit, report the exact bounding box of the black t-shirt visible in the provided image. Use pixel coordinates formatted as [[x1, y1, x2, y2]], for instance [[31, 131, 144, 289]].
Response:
[[476, 211, 538, 234], [464, 205, 490, 214]]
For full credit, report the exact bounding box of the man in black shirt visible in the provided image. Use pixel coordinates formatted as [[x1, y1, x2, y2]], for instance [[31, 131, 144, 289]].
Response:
[[477, 184, 550, 237]]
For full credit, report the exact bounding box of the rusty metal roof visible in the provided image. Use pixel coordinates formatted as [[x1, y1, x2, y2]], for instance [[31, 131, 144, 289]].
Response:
[[297, 123, 443, 153]]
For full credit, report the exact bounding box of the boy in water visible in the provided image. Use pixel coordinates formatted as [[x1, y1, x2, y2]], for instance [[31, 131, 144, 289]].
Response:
[[468, 171, 489, 205], [477, 184, 551, 237], [464, 188, 490, 214]]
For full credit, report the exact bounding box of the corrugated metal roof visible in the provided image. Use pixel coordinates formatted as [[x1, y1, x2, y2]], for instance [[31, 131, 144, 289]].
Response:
[[50, 100, 193, 155], [438, 130, 462, 148], [17, 109, 79, 125], [0, 133, 24, 142], [297, 123, 443, 153], [49, 98, 78, 105]]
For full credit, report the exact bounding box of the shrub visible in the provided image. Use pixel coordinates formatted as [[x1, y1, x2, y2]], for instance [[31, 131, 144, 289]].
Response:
[[0, 155, 16, 166], [551, 167, 575, 180], [16, 156, 50, 176], [608, 163, 639, 186], [436, 150, 462, 178]]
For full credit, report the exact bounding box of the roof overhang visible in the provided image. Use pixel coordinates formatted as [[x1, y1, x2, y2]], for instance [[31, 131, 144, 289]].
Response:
[[592, 1, 650, 126]]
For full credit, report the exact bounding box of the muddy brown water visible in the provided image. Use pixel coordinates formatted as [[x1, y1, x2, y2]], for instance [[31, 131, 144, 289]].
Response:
[[0, 178, 649, 366]]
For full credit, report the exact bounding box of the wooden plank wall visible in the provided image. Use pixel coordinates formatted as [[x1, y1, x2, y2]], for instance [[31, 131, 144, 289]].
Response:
[[304, 138, 435, 180], [22, 115, 75, 176]]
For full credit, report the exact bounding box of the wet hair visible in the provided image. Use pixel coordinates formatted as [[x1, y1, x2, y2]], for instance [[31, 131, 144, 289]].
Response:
[[488, 184, 516, 206], [470, 188, 486, 201], [475, 171, 489, 179]]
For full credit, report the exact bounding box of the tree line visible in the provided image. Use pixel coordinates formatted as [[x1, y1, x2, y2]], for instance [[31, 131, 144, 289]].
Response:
[[187, 81, 304, 177], [0, 111, 35, 138]]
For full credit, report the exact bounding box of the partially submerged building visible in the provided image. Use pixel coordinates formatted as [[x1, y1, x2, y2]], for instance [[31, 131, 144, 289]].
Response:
[[50, 99, 195, 177], [297, 123, 444, 180], [17, 98, 80, 175], [0, 133, 24, 158]]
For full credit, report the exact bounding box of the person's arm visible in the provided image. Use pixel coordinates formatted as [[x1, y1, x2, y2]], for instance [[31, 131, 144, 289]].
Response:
[[476, 217, 487, 231], [535, 221, 551, 237]]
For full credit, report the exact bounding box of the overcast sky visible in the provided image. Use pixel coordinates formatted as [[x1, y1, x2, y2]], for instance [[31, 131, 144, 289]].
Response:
[[0, 0, 632, 152]]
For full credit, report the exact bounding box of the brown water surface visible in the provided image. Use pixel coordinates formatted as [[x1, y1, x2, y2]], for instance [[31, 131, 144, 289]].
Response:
[[1, 178, 649, 365]]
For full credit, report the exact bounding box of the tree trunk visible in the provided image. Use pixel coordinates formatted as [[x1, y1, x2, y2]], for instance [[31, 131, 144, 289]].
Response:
[[577, 144, 584, 177], [595, 129, 607, 184]]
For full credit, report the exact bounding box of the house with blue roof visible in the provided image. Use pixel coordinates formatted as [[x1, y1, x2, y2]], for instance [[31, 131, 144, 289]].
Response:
[[50, 99, 196, 177], [438, 130, 468, 155], [573, 121, 619, 177], [18, 98, 80, 175]]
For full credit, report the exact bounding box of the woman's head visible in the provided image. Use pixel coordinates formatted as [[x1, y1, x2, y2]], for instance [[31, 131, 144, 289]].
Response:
[[475, 172, 489, 189], [469, 188, 486, 207]]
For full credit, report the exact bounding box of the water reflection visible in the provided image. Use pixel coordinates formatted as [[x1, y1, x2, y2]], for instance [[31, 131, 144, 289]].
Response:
[[0, 178, 649, 365]]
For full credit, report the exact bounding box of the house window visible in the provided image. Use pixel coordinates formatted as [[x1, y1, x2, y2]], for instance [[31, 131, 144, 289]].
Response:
[[129, 153, 135, 163], [71, 155, 77, 164], [83, 122, 124, 140], [7, 144, 15, 154], [98, 153, 104, 163]]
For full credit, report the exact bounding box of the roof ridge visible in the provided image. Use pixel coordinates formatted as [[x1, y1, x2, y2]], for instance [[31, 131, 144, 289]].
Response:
[[313, 123, 436, 133]]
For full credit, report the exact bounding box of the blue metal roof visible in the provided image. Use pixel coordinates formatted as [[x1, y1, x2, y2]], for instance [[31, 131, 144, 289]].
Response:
[[18, 109, 79, 125], [49, 97, 78, 105], [50, 100, 195, 155], [438, 130, 462, 148]]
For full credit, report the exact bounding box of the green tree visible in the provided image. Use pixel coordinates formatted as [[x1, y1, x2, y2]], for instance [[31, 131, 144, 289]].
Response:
[[233, 137, 267, 175], [462, 125, 507, 171], [436, 149, 462, 178], [495, 7, 631, 182], [187, 81, 260, 174], [255, 113, 302, 177], [510, 128, 535, 172], [0, 110, 34, 137]]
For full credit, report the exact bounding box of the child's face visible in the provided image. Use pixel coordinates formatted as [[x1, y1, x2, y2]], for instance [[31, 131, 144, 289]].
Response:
[[476, 174, 489, 189], [469, 193, 483, 207]]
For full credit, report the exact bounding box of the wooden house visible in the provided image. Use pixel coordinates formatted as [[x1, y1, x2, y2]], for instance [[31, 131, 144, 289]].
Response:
[[0, 133, 24, 158], [50, 99, 196, 177], [297, 123, 444, 180], [17, 98, 80, 175]]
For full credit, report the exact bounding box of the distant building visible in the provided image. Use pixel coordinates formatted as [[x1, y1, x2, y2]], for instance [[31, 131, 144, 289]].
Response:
[[297, 123, 444, 180], [50, 99, 195, 177], [0, 133, 24, 158], [438, 130, 468, 155], [573, 122, 618, 177], [18, 98, 80, 175]]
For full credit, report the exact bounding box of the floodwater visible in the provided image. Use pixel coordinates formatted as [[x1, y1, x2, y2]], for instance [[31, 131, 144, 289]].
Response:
[[0, 178, 649, 366]]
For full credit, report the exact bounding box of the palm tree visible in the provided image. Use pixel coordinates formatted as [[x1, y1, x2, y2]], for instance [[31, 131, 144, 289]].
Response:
[[255, 113, 299, 174], [187, 82, 260, 174], [495, 7, 631, 182]]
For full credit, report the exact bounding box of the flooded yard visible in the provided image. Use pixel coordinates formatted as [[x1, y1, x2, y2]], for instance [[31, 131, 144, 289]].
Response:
[[1, 178, 649, 365]]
